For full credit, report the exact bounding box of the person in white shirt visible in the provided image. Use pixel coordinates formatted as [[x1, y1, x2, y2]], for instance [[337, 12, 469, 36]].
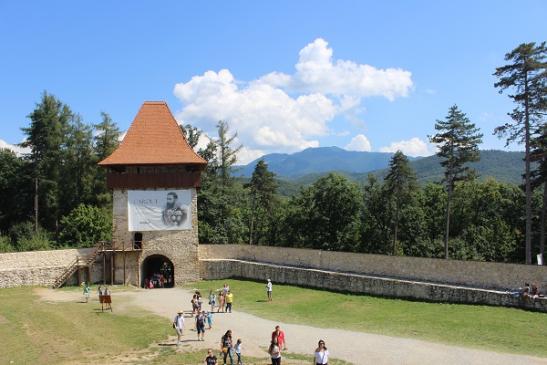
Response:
[[314, 340, 329, 365], [173, 310, 185, 345], [266, 279, 273, 302]]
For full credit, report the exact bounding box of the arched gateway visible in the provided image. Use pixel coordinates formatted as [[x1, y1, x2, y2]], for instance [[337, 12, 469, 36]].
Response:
[[98, 101, 207, 286], [142, 254, 174, 288]]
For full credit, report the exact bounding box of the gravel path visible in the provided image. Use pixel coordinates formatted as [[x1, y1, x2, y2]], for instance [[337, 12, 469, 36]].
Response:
[[119, 287, 547, 365]]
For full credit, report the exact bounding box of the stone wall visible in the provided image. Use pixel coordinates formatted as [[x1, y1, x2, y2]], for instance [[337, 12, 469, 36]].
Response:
[[199, 244, 547, 291], [0, 248, 100, 288], [112, 188, 200, 286], [200, 259, 547, 312]]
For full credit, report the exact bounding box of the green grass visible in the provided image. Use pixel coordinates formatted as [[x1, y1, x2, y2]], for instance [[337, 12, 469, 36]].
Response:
[[0, 286, 333, 365], [189, 279, 547, 357]]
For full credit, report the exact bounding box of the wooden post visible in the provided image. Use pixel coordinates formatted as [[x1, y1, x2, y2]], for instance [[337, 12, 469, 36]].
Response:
[[110, 252, 114, 285], [76, 265, 81, 286], [123, 240, 126, 286], [102, 241, 106, 285]]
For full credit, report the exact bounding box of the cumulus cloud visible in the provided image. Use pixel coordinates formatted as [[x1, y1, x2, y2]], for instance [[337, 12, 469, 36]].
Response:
[[379, 137, 433, 157], [0, 139, 30, 156], [173, 38, 413, 159], [345, 134, 372, 152]]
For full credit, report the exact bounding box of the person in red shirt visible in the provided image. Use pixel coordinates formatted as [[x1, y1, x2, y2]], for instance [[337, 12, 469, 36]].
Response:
[[271, 325, 287, 350]]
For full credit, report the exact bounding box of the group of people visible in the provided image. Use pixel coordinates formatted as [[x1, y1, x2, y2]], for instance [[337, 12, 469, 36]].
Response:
[[202, 325, 329, 365], [81, 282, 111, 303], [144, 273, 172, 289], [206, 283, 235, 313], [173, 280, 330, 365], [509, 282, 544, 301]]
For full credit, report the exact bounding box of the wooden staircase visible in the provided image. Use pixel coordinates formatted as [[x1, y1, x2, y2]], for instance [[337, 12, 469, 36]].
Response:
[[51, 244, 102, 289]]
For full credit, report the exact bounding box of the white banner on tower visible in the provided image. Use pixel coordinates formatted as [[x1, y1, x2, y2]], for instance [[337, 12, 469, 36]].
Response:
[[127, 190, 192, 231]]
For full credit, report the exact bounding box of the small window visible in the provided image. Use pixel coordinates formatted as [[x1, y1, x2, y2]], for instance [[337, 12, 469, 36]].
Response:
[[133, 232, 143, 250]]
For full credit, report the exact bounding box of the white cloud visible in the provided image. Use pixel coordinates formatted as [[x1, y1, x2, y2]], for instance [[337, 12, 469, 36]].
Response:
[[173, 38, 413, 156], [379, 137, 433, 157], [237, 146, 265, 165], [0, 139, 30, 156], [345, 134, 372, 152]]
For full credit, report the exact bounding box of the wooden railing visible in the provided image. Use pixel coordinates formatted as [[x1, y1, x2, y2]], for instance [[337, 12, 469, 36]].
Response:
[[51, 242, 104, 289]]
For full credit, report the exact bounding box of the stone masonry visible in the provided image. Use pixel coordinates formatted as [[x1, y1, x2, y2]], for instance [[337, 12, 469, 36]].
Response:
[[111, 188, 200, 286]]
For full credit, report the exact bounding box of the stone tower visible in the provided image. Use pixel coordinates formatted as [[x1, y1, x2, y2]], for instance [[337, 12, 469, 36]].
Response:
[[98, 101, 206, 287]]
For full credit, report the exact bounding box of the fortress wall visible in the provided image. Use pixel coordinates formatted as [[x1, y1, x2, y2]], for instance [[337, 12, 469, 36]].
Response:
[[199, 259, 547, 312], [199, 244, 547, 291], [0, 248, 101, 288]]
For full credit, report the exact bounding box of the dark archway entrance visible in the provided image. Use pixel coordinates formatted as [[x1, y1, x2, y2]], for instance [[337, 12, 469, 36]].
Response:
[[141, 255, 174, 288]]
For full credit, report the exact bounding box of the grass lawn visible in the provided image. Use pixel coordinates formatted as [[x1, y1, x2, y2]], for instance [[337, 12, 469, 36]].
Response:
[[189, 279, 547, 357], [0, 286, 268, 365]]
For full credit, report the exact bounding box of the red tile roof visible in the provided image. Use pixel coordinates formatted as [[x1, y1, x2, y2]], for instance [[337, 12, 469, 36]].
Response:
[[98, 101, 207, 166]]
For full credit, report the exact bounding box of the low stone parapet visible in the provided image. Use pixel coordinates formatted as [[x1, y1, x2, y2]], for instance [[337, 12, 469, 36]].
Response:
[[199, 259, 547, 312]]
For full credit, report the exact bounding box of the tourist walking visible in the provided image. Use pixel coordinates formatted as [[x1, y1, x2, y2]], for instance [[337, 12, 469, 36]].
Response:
[[234, 338, 243, 365], [218, 292, 225, 313], [82, 281, 90, 303], [205, 349, 218, 365], [173, 309, 185, 345], [196, 310, 206, 341], [266, 279, 273, 302], [223, 283, 230, 295], [225, 291, 234, 313], [209, 290, 217, 312], [271, 326, 287, 350], [268, 338, 282, 365], [206, 311, 213, 329], [220, 330, 234, 365], [314, 340, 329, 365]]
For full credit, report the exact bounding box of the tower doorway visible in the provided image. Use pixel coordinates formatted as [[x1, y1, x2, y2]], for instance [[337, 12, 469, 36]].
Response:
[[141, 255, 174, 288]]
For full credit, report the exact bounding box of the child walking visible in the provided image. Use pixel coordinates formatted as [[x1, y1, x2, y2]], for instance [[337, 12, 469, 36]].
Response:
[[234, 339, 243, 365]]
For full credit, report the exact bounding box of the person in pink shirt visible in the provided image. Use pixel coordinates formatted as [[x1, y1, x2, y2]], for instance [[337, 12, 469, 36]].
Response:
[[271, 325, 287, 350]]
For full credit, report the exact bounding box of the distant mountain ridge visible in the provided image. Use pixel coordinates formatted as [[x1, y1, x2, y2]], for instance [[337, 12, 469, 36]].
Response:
[[235, 146, 417, 177], [235, 147, 526, 194]]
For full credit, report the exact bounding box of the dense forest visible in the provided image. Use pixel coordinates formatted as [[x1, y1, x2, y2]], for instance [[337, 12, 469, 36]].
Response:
[[0, 42, 545, 264]]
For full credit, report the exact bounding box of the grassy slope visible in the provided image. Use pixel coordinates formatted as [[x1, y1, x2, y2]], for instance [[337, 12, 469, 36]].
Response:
[[190, 279, 547, 357], [0, 286, 344, 365]]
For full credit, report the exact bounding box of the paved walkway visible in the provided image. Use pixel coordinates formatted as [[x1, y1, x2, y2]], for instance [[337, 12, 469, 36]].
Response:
[[119, 287, 547, 365]]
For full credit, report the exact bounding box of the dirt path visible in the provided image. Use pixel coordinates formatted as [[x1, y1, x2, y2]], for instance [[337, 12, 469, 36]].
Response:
[[112, 287, 545, 365]]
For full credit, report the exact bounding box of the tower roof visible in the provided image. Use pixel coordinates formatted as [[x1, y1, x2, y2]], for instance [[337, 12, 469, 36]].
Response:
[[98, 101, 207, 166]]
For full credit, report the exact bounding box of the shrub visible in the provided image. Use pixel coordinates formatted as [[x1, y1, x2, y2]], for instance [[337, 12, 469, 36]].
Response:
[[16, 230, 51, 251], [0, 234, 13, 252], [59, 204, 112, 247]]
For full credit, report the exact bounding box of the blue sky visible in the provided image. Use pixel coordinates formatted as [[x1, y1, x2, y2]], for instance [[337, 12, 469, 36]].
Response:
[[1, 1, 546, 163]]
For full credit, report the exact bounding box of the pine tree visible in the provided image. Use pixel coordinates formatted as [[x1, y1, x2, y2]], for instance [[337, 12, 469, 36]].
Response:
[[530, 125, 547, 262], [248, 160, 278, 245], [60, 114, 95, 216], [21, 92, 72, 230], [384, 151, 418, 255], [216, 120, 241, 187], [494, 42, 547, 264], [429, 105, 483, 259], [93, 112, 120, 207]]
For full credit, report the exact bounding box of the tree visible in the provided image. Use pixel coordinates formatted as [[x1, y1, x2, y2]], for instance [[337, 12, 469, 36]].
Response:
[[247, 160, 278, 244], [384, 151, 418, 255], [0, 150, 33, 231], [530, 124, 547, 262], [429, 105, 483, 259], [58, 204, 112, 247], [285, 174, 362, 251], [494, 42, 547, 264], [93, 112, 120, 207], [180, 123, 202, 149], [360, 174, 392, 254], [216, 121, 241, 187], [60, 114, 95, 216], [21, 92, 72, 230], [197, 121, 247, 244]]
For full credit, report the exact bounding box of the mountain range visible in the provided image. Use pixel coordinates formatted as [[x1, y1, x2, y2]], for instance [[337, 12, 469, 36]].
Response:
[[234, 147, 526, 195]]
